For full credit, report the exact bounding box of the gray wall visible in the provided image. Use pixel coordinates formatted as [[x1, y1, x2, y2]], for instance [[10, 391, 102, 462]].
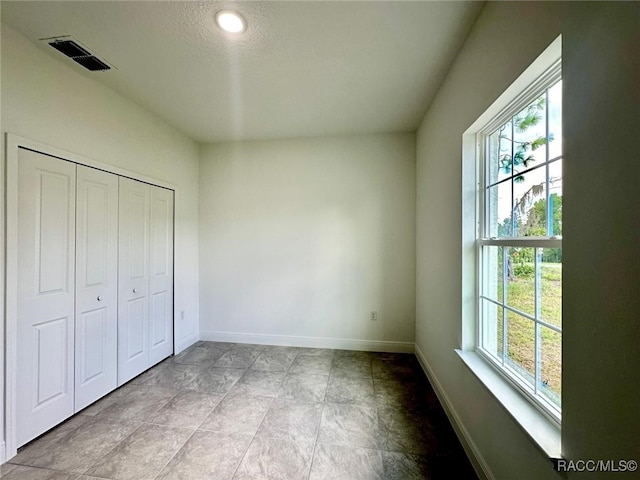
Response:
[[199, 134, 416, 350], [416, 2, 639, 479]]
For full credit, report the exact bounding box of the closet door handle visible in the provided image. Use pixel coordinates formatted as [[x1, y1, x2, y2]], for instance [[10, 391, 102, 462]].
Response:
[[97, 295, 102, 301], [132, 288, 137, 294]]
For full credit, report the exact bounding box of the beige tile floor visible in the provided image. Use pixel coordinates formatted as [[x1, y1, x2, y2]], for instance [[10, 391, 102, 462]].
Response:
[[4, 342, 477, 479]]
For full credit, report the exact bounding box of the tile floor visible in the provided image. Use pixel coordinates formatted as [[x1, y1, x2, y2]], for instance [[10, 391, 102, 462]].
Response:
[[5, 342, 478, 479]]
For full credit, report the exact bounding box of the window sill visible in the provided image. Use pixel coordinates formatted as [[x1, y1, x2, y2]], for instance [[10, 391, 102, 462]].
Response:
[[456, 349, 561, 459]]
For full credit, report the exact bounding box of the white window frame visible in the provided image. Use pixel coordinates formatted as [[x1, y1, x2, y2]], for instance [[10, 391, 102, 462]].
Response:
[[475, 64, 562, 424], [459, 37, 563, 458]]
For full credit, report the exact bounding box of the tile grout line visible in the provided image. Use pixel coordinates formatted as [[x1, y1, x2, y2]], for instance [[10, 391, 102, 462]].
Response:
[[150, 360, 232, 480], [219, 342, 290, 479], [227, 396, 275, 478], [161, 344, 249, 478], [149, 343, 241, 479], [370, 359, 387, 480], [78, 375, 185, 478], [74, 374, 186, 479], [227, 345, 311, 479], [84, 346, 221, 480], [304, 349, 334, 480], [6, 464, 96, 479], [79, 421, 144, 477], [10, 418, 84, 464], [305, 401, 327, 480]]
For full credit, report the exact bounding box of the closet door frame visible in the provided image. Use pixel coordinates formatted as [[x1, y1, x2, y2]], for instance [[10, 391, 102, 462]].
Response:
[[4, 134, 177, 460]]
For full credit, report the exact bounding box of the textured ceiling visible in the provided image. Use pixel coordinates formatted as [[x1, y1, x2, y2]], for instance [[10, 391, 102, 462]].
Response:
[[1, 1, 483, 143]]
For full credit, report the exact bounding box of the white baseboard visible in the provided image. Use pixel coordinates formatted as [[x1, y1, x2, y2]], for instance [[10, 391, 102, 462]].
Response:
[[414, 344, 494, 480], [174, 331, 199, 354], [199, 330, 415, 353]]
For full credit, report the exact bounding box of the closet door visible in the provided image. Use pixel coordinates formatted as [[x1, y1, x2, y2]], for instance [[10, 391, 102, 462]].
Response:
[[149, 186, 174, 365], [75, 166, 119, 411], [118, 177, 150, 385], [16, 149, 76, 446]]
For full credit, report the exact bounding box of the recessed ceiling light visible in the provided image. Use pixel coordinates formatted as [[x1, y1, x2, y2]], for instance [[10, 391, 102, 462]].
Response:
[[215, 10, 246, 34]]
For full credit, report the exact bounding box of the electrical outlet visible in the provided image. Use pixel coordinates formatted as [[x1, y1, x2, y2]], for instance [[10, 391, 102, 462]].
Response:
[[370, 311, 378, 321]]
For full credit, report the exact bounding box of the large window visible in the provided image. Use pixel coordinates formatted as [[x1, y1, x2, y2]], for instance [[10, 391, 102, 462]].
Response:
[[477, 66, 562, 421]]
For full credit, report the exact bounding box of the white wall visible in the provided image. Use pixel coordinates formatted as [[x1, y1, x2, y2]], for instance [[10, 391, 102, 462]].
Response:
[[561, 2, 640, 469], [199, 134, 416, 351], [416, 2, 640, 479], [1, 23, 200, 458]]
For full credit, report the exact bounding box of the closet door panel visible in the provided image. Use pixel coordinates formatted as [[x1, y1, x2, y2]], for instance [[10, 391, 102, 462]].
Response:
[[126, 297, 146, 358], [75, 166, 119, 411], [149, 186, 174, 364], [16, 149, 76, 447], [118, 178, 151, 385]]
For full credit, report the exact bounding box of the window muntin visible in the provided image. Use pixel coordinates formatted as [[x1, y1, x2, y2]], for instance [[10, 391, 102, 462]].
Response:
[[478, 75, 562, 420]]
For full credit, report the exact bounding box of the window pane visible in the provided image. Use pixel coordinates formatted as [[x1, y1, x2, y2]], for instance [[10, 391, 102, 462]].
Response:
[[481, 300, 504, 361], [541, 249, 562, 327], [548, 81, 562, 160], [540, 325, 562, 408], [488, 121, 512, 185], [487, 181, 512, 237], [548, 160, 563, 236], [513, 94, 547, 174], [506, 247, 535, 316], [513, 165, 546, 237], [478, 67, 562, 419], [482, 246, 503, 301], [506, 312, 535, 389]]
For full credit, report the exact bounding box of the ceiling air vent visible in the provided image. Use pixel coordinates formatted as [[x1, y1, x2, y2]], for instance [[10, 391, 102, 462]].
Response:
[[72, 55, 110, 72], [41, 36, 113, 72]]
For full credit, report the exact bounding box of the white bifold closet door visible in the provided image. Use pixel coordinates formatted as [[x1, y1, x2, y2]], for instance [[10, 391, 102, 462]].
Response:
[[16, 149, 76, 446], [118, 177, 174, 385], [15, 147, 174, 446], [148, 186, 175, 365], [75, 165, 119, 411], [117, 178, 150, 384]]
